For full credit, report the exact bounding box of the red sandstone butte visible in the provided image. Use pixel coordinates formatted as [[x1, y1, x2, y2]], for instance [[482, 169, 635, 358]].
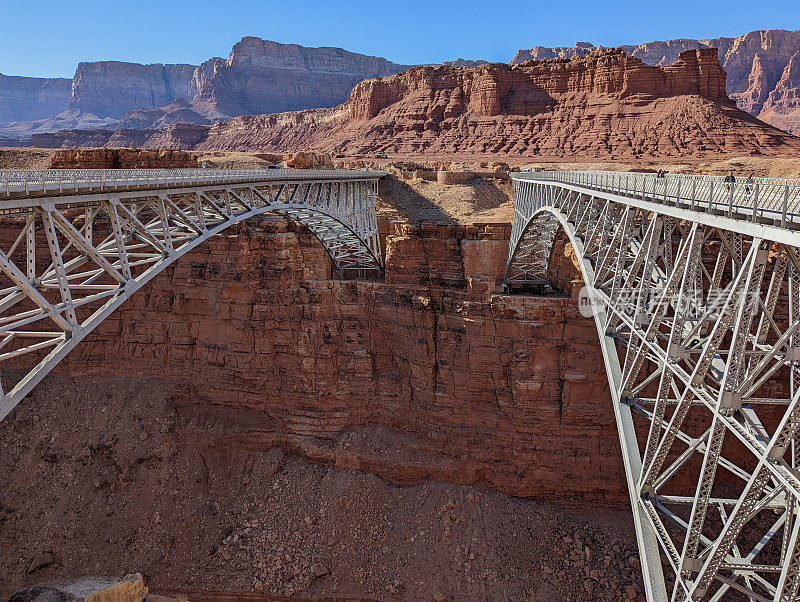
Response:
[[512, 30, 800, 134]]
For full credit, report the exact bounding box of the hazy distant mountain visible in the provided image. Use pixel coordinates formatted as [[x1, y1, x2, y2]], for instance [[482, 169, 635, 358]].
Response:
[[0, 37, 412, 143]]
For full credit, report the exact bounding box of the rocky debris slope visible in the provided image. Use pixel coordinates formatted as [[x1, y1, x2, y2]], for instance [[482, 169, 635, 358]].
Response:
[[512, 29, 800, 133], [0, 385, 644, 600], [187, 48, 800, 158]]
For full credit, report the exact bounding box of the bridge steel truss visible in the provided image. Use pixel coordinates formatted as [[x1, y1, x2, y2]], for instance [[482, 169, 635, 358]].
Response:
[[507, 171, 800, 601], [0, 169, 384, 422]]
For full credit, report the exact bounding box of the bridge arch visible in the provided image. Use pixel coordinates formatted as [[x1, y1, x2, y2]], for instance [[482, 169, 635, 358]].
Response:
[[507, 172, 800, 601], [0, 169, 384, 422]]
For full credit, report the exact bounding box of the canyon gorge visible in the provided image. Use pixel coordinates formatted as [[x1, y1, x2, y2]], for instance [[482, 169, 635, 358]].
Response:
[[4, 17, 800, 602], [0, 181, 648, 600]]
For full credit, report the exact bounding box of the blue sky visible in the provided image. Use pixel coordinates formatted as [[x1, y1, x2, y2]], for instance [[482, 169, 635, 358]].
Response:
[[1, 0, 799, 78]]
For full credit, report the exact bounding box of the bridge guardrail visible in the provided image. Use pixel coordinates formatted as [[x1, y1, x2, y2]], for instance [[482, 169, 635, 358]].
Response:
[[0, 168, 387, 198], [514, 170, 800, 227]]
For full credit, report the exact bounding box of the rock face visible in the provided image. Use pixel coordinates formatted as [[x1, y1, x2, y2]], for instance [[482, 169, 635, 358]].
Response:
[[30, 123, 211, 150], [9, 574, 148, 602], [0, 37, 409, 142], [0, 109, 120, 142], [68, 61, 197, 119], [187, 36, 411, 119], [43, 218, 624, 501], [0, 74, 71, 123], [35, 48, 800, 158], [112, 99, 212, 130], [512, 30, 800, 133], [48, 148, 198, 169], [186, 49, 800, 158]]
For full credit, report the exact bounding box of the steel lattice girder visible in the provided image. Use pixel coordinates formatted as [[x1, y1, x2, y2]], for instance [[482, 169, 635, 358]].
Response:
[[0, 173, 383, 422], [507, 174, 800, 601]]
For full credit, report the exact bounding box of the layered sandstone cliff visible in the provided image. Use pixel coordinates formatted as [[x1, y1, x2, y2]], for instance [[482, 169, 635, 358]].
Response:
[[0, 37, 410, 141], [0, 63, 196, 141], [35, 48, 800, 158], [48, 148, 198, 168], [32, 218, 622, 501], [512, 30, 800, 133], [7, 29, 800, 145], [187, 36, 411, 119], [68, 61, 197, 119], [0, 73, 71, 122], [31, 123, 212, 150], [187, 49, 800, 158]]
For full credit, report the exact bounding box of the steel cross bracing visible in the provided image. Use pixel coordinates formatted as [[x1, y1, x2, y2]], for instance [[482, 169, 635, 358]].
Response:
[[0, 168, 384, 422], [507, 171, 800, 601]]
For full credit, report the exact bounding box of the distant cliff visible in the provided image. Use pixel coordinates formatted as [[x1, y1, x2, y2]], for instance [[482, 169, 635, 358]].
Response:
[[0, 37, 411, 141], [512, 29, 800, 133], [0, 74, 71, 123], [190, 48, 795, 158], [186, 37, 412, 119], [34, 49, 800, 160], [68, 61, 197, 119], [11, 29, 800, 147]]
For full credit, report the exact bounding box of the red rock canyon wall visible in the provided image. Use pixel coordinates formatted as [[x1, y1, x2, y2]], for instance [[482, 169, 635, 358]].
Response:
[[43, 218, 626, 502]]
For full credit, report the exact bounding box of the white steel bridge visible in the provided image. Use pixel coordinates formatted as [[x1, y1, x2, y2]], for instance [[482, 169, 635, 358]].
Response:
[[0, 168, 384, 422], [507, 170, 800, 601]]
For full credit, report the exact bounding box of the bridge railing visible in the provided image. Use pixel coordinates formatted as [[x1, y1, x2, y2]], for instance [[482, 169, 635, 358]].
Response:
[[0, 168, 386, 197], [514, 170, 800, 227]]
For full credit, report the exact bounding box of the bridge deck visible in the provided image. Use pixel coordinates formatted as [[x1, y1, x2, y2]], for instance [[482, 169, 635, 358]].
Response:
[[0, 168, 385, 204], [514, 170, 800, 243]]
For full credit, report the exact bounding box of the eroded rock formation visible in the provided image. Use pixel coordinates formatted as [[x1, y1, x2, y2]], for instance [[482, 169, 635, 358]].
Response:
[[512, 30, 800, 133], [34, 49, 800, 158], [0, 37, 410, 142], [0, 74, 71, 123], [31, 123, 211, 150], [37, 217, 623, 501], [68, 61, 197, 119], [188, 49, 800, 158], [49, 148, 198, 169], [187, 36, 411, 119]]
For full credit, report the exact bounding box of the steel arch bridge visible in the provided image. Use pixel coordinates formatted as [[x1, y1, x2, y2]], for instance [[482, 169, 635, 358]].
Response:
[[507, 170, 800, 601], [0, 168, 384, 422]]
